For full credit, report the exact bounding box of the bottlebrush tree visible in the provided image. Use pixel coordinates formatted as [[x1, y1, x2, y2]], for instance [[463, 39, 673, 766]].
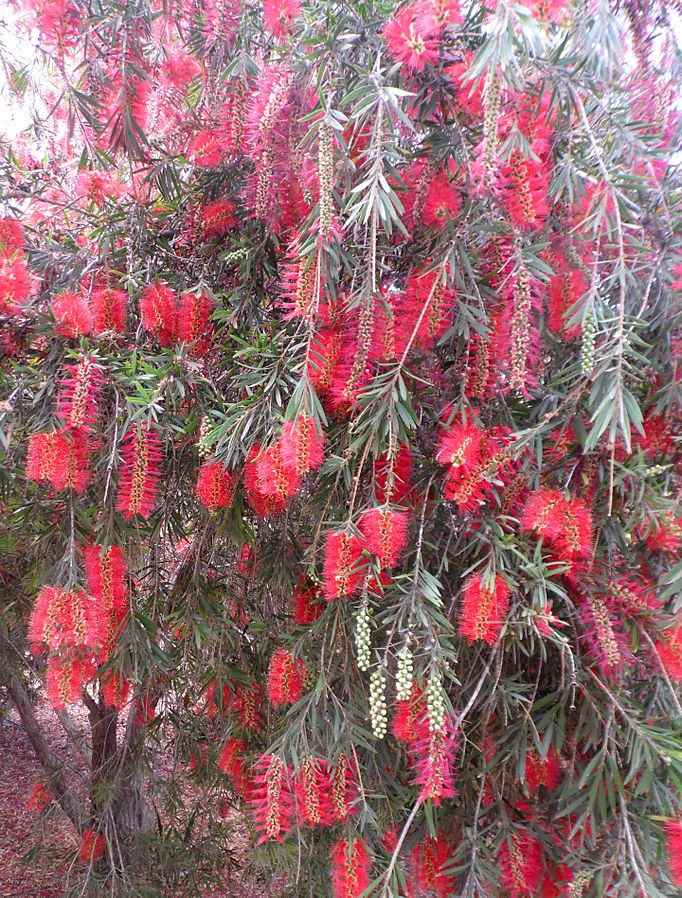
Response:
[[0, 0, 681, 896]]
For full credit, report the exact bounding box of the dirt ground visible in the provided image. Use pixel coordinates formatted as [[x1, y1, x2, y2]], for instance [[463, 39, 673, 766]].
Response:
[[0, 701, 285, 898]]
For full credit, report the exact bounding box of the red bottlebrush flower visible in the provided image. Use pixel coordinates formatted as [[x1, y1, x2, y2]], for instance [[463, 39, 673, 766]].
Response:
[[280, 235, 317, 320], [656, 629, 682, 681], [436, 420, 483, 478], [267, 648, 307, 705], [292, 578, 324, 625], [133, 693, 155, 727], [29, 586, 103, 654], [393, 684, 425, 744], [255, 442, 302, 502], [201, 198, 236, 240], [359, 507, 409, 569], [238, 544, 257, 578], [309, 326, 342, 395], [294, 757, 331, 827], [459, 573, 511, 645], [280, 417, 325, 476], [26, 782, 52, 814], [328, 755, 358, 823], [83, 543, 127, 626], [177, 292, 214, 356], [500, 149, 550, 231], [323, 530, 366, 601], [375, 443, 413, 505], [245, 65, 295, 221], [218, 737, 249, 795], [116, 424, 162, 520], [397, 269, 453, 354], [547, 254, 586, 340], [229, 683, 263, 731], [51, 291, 92, 339], [101, 670, 131, 711], [250, 754, 292, 841], [46, 652, 97, 709], [422, 173, 461, 230], [330, 838, 370, 898], [263, 0, 300, 38], [498, 833, 545, 898], [666, 819, 682, 888], [26, 430, 91, 495], [56, 357, 103, 433], [196, 461, 234, 512], [525, 747, 562, 794], [140, 282, 178, 347], [521, 489, 592, 566], [0, 256, 29, 313], [91, 287, 127, 335], [383, 4, 440, 72], [411, 714, 458, 805], [0, 217, 24, 255], [646, 513, 682, 554], [244, 444, 293, 515], [411, 832, 455, 898], [79, 828, 106, 865], [579, 593, 630, 679], [189, 129, 224, 168]]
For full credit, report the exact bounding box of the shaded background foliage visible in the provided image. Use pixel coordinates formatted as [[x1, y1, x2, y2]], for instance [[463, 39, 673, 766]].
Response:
[[1, 0, 682, 896]]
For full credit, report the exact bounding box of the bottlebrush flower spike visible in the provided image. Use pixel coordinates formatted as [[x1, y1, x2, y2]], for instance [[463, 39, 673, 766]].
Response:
[[330, 838, 370, 898], [329, 754, 358, 823], [91, 287, 127, 335], [294, 757, 331, 827], [178, 292, 214, 356], [189, 129, 224, 168], [292, 578, 324, 625], [229, 683, 263, 731], [140, 282, 178, 347], [79, 828, 106, 865], [547, 253, 586, 340], [399, 269, 453, 354], [375, 443, 413, 505], [393, 683, 425, 744], [280, 235, 317, 320], [359, 507, 409, 569], [579, 593, 629, 679], [411, 713, 458, 805], [646, 513, 682, 554], [83, 543, 127, 625], [666, 819, 682, 888], [46, 653, 96, 709], [524, 747, 562, 794], [0, 254, 29, 313], [412, 832, 455, 898], [250, 754, 292, 842], [51, 291, 92, 339], [656, 629, 682, 681], [521, 489, 592, 566], [255, 442, 301, 503], [498, 833, 545, 898], [459, 573, 511, 645], [29, 587, 103, 654], [116, 424, 162, 520], [308, 326, 342, 396], [263, 0, 300, 38], [56, 357, 103, 433], [195, 461, 234, 512], [422, 172, 462, 230], [267, 648, 307, 705], [218, 737, 249, 795], [500, 149, 550, 231], [201, 198, 235, 240], [323, 530, 366, 601], [383, 4, 440, 72], [27, 782, 52, 814], [0, 217, 24, 254], [26, 430, 91, 495], [280, 416, 325, 476]]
